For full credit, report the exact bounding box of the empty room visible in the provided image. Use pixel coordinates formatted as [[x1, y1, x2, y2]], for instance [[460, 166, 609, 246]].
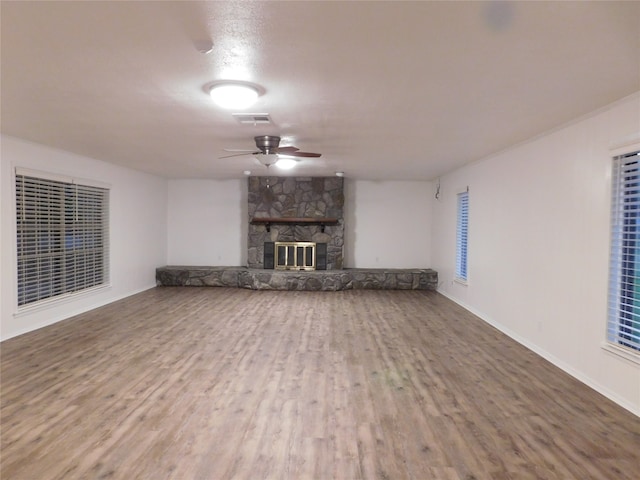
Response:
[[1, 1, 639, 479]]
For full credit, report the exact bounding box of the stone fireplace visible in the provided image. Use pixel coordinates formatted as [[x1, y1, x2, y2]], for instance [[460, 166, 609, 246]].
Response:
[[159, 175, 438, 290], [247, 176, 344, 269]]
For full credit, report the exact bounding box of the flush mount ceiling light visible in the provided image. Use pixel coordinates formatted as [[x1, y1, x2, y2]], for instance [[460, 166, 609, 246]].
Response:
[[208, 82, 260, 109]]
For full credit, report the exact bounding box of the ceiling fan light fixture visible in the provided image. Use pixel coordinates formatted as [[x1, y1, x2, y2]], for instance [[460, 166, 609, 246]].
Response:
[[254, 153, 279, 167], [209, 83, 259, 109], [275, 157, 297, 170]]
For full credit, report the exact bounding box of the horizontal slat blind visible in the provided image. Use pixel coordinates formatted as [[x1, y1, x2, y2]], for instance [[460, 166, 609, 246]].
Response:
[[15, 172, 109, 307], [456, 190, 469, 281], [608, 151, 640, 352]]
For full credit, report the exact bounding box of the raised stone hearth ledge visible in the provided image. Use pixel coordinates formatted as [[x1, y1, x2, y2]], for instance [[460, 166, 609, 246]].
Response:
[[156, 266, 437, 291]]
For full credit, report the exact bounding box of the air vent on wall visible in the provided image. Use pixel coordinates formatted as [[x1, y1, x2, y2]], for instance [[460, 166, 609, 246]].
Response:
[[232, 113, 272, 125]]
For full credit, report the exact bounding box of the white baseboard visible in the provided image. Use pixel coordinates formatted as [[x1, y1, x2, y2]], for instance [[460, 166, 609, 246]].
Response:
[[1, 284, 157, 341], [437, 288, 639, 418]]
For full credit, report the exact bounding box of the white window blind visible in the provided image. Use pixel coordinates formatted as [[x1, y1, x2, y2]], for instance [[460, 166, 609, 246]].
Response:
[[608, 151, 640, 352], [455, 190, 469, 282], [15, 171, 110, 307]]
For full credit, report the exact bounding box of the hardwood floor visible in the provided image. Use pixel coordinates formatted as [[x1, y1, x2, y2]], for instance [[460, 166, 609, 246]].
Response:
[[1, 287, 639, 479]]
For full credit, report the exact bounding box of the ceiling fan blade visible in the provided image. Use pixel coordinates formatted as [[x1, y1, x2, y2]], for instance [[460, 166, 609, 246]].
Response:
[[218, 151, 259, 159], [274, 146, 300, 154], [287, 151, 321, 158]]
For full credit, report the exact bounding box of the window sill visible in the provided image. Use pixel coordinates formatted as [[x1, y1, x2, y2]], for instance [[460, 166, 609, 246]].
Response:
[[601, 342, 640, 366], [454, 277, 468, 286], [14, 283, 112, 317]]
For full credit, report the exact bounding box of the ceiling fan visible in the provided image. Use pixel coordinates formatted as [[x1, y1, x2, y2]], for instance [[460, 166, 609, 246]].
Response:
[[220, 135, 321, 168]]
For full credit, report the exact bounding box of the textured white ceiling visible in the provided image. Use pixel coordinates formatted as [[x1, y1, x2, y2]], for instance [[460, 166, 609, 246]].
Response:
[[1, 1, 639, 180]]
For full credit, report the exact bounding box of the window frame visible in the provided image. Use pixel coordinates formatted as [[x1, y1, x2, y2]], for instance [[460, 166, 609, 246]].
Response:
[[455, 188, 469, 284], [14, 168, 111, 312], [606, 150, 640, 361]]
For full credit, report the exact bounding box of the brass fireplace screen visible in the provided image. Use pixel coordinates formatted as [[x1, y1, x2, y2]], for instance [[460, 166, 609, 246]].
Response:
[[275, 242, 316, 270], [263, 241, 327, 270]]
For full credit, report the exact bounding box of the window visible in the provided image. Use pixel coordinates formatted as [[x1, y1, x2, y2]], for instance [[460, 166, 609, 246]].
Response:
[[455, 189, 469, 282], [15, 169, 109, 307], [608, 151, 640, 352]]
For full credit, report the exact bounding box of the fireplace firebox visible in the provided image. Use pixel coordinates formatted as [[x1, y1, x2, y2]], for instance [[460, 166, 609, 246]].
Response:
[[275, 242, 315, 270], [264, 242, 327, 270]]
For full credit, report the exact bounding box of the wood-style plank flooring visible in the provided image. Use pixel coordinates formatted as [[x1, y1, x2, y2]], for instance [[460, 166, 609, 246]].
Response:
[[1, 287, 639, 479]]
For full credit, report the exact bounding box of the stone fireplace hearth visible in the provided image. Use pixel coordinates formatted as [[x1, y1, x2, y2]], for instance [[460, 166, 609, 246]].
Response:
[[247, 176, 344, 269], [156, 266, 438, 291]]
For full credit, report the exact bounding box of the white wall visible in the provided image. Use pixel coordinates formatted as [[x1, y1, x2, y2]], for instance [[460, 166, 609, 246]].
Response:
[[1, 136, 168, 340], [344, 179, 433, 268], [431, 93, 640, 415], [167, 179, 246, 266]]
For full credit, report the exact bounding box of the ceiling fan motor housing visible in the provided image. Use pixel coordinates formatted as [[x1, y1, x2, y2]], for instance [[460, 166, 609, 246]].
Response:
[[255, 135, 281, 154]]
